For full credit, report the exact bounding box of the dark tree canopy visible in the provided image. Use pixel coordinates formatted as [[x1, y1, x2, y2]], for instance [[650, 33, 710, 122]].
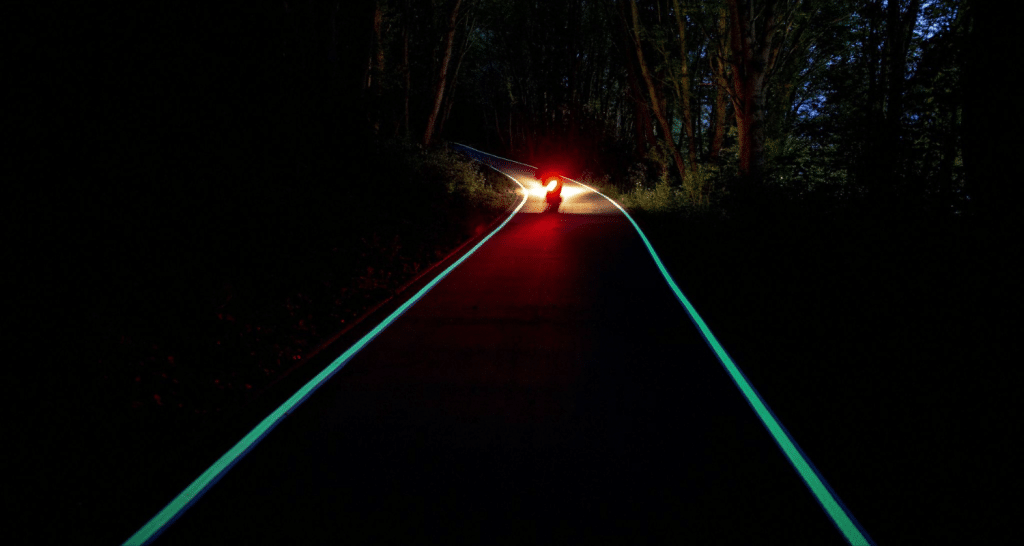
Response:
[[18, 0, 980, 219]]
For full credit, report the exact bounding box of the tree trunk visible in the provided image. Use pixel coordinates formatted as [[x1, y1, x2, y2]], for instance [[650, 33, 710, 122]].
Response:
[[367, 1, 384, 137], [860, 0, 885, 186], [881, 0, 922, 187], [629, 0, 687, 183], [439, 9, 475, 137], [423, 0, 462, 148], [709, 8, 729, 165], [673, 0, 697, 172], [402, 0, 411, 139], [726, 0, 782, 186], [620, 13, 656, 159]]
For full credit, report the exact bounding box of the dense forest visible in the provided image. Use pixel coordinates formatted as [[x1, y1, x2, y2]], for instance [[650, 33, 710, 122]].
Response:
[[11, 1, 1019, 543], [18, 1, 1012, 217]]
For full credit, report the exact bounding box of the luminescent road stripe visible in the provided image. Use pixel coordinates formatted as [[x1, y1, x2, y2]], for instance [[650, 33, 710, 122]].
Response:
[[566, 177, 875, 546], [123, 173, 529, 546], [456, 142, 871, 544], [452, 142, 537, 173]]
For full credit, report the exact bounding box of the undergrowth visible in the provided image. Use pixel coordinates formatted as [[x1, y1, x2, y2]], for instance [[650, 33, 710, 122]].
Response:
[[52, 140, 519, 469]]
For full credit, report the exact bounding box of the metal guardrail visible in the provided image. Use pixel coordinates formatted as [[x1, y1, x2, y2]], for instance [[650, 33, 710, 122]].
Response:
[[451, 142, 538, 179]]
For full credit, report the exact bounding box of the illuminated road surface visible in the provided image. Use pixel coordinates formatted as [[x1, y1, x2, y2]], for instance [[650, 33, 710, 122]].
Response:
[[152, 176, 849, 544]]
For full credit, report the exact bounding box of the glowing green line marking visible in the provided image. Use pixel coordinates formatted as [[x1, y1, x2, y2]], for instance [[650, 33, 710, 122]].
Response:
[[123, 173, 529, 546], [457, 141, 871, 544], [460, 142, 871, 542], [570, 178, 873, 546]]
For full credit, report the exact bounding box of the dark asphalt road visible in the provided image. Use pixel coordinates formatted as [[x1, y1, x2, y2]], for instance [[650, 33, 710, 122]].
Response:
[[153, 177, 849, 544]]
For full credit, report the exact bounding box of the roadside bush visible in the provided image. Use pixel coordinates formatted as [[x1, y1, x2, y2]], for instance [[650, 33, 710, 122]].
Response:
[[619, 179, 687, 214], [420, 147, 487, 197], [612, 162, 724, 217], [575, 170, 619, 199], [79, 137, 523, 446], [681, 164, 719, 210]]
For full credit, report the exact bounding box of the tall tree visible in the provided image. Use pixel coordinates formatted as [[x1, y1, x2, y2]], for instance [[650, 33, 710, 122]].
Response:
[[401, 0, 412, 138], [423, 0, 463, 147], [879, 0, 921, 192], [616, 2, 658, 160], [627, 0, 688, 183], [366, 0, 386, 137], [708, 6, 731, 165], [725, 0, 812, 188], [673, 0, 698, 172], [439, 4, 477, 137], [726, 0, 775, 185]]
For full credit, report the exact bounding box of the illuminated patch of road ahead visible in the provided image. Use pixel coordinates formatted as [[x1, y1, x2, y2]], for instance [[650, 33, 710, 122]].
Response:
[[520, 177, 618, 215]]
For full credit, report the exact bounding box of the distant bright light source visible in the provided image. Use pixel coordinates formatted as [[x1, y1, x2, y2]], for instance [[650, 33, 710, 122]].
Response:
[[546, 180, 558, 192], [529, 180, 586, 200]]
